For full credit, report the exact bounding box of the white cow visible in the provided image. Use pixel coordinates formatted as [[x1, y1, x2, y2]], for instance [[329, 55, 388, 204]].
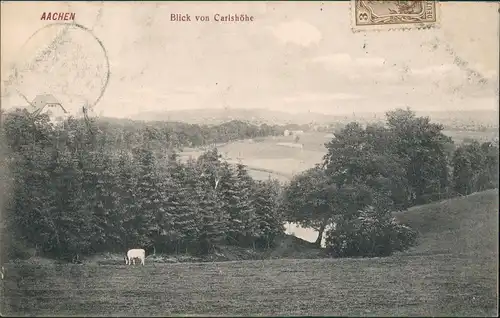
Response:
[[125, 248, 145, 266]]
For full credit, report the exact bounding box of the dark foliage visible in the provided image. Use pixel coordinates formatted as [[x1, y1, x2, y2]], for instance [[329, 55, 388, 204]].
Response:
[[2, 107, 496, 260], [2, 109, 286, 259]]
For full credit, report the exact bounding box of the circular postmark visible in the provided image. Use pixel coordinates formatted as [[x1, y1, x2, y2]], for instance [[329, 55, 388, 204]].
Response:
[[7, 22, 110, 119]]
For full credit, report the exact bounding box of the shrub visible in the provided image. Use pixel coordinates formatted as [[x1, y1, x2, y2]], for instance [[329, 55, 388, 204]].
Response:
[[324, 206, 417, 257]]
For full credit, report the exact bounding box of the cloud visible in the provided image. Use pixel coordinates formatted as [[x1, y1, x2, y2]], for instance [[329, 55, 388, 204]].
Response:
[[166, 85, 219, 96], [310, 53, 391, 85], [284, 92, 361, 103], [483, 70, 498, 80], [311, 53, 352, 65], [356, 57, 386, 67], [270, 20, 322, 47], [347, 69, 400, 83], [130, 85, 218, 97], [410, 64, 459, 76], [311, 54, 386, 68], [471, 63, 498, 80]]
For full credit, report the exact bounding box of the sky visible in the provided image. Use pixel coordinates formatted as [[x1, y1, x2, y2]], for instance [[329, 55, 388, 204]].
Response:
[[1, 1, 498, 118]]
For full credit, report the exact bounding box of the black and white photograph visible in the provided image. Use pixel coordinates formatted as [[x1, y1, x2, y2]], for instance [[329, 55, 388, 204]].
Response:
[[0, 1, 498, 316]]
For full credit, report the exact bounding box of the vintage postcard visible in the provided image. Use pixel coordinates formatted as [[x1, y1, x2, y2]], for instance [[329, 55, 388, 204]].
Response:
[[1, 1, 498, 316]]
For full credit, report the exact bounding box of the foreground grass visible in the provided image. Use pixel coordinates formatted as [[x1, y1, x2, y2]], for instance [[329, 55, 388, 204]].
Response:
[[2, 190, 497, 316], [2, 254, 496, 317]]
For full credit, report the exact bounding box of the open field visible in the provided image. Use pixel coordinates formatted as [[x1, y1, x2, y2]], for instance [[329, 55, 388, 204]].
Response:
[[2, 190, 497, 316], [1, 254, 496, 316], [179, 130, 498, 184], [179, 133, 329, 183], [442, 130, 499, 144]]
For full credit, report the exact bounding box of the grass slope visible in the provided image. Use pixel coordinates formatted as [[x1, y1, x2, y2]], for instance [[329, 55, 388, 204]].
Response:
[[394, 189, 498, 257], [1, 190, 498, 316]]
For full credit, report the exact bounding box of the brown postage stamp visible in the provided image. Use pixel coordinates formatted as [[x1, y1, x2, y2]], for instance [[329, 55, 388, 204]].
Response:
[[351, 0, 440, 32]]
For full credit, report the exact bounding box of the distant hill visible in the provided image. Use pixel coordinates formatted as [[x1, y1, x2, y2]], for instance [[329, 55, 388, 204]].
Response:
[[419, 109, 499, 131], [129, 108, 345, 125], [128, 108, 498, 129]]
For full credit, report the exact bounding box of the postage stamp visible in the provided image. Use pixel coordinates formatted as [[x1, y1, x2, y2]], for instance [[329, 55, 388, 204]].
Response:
[[351, 0, 440, 32]]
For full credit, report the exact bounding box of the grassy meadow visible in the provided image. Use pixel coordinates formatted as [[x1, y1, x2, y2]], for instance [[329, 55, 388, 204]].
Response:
[[442, 130, 499, 145], [179, 132, 334, 183], [1, 189, 497, 316], [179, 130, 498, 183]]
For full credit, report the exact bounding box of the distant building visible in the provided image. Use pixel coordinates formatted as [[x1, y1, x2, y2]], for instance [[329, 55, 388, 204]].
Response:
[[31, 94, 68, 124], [31, 94, 65, 113], [284, 129, 290, 136]]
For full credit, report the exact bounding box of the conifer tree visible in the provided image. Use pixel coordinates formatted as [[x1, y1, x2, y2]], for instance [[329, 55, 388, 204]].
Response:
[[254, 178, 285, 248], [234, 163, 258, 247]]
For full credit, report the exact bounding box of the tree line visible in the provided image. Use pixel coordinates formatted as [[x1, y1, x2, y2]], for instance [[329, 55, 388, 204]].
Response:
[[283, 108, 498, 257], [96, 117, 286, 151], [2, 109, 285, 260], [1, 107, 498, 261]]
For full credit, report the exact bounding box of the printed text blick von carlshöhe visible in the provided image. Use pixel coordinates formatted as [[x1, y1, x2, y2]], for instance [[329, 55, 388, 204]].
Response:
[[171, 13, 255, 22]]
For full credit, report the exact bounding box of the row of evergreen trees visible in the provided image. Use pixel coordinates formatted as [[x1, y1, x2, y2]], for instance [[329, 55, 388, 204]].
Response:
[[2, 110, 284, 259]]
